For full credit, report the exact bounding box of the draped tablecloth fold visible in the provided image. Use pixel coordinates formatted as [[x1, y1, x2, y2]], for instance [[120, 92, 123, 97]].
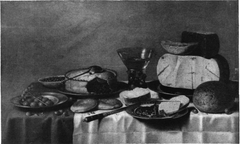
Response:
[[73, 103, 239, 144]]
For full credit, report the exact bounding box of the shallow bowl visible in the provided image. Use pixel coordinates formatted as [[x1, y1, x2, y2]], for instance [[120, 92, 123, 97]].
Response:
[[38, 75, 66, 88]]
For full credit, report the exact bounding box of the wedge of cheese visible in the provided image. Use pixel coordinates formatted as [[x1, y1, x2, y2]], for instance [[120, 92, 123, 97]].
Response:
[[157, 54, 229, 90], [170, 95, 189, 107], [158, 101, 181, 114]]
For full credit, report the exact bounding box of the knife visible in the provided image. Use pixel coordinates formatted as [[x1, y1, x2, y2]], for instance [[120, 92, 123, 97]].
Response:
[[83, 102, 141, 122], [83, 100, 198, 122]]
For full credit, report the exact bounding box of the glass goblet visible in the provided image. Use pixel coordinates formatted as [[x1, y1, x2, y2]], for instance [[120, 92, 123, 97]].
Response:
[[117, 47, 153, 89]]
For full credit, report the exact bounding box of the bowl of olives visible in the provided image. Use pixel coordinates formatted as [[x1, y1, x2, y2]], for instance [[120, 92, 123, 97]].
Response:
[[38, 75, 66, 88]]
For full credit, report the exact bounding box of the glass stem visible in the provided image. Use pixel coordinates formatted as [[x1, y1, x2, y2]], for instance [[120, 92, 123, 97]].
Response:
[[127, 69, 147, 89]]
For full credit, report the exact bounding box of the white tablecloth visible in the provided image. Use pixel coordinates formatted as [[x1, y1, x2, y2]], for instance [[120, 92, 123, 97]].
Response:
[[73, 102, 239, 144]]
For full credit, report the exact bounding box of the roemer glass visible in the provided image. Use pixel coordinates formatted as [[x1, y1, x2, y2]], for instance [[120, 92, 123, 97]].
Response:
[[117, 47, 153, 89]]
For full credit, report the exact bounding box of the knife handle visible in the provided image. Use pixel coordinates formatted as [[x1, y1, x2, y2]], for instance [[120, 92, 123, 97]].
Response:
[[83, 106, 128, 122], [83, 113, 105, 122], [83, 110, 118, 122]]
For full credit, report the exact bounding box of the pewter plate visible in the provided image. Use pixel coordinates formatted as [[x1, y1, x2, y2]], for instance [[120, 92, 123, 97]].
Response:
[[11, 92, 68, 110], [126, 100, 190, 120]]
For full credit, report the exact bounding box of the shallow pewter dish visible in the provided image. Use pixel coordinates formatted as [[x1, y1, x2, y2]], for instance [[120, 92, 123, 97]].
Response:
[[126, 100, 190, 120], [11, 92, 68, 110]]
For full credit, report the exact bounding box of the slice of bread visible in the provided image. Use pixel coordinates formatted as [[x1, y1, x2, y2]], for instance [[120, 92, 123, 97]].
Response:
[[119, 87, 150, 104]]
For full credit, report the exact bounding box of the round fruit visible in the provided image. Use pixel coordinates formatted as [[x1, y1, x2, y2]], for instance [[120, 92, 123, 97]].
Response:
[[42, 97, 49, 102], [38, 102, 45, 107], [54, 110, 62, 116], [34, 98, 39, 102], [21, 98, 26, 102], [26, 98, 34, 103], [30, 102, 38, 108], [26, 112, 34, 116], [193, 81, 235, 113], [45, 100, 54, 106], [22, 101, 30, 106]]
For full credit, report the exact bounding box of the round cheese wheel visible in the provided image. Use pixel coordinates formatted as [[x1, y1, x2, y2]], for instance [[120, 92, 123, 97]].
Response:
[[157, 54, 229, 90], [181, 31, 220, 58], [70, 99, 98, 113]]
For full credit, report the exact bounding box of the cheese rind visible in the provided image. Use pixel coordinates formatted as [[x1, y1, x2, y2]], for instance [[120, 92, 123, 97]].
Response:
[[157, 54, 229, 90], [161, 40, 198, 55], [181, 31, 220, 58]]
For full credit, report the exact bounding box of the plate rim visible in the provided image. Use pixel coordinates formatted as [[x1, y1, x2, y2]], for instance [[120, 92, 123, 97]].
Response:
[[126, 100, 190, 120], [127, 108, 189, 120], [10, 92, 68, 109], [147, 80, 193, 97], [40, 92, 68, 105], [158, 85, 193, 96]]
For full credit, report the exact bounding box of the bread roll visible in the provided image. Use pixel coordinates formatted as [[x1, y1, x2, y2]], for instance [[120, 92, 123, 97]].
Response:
[[193, 81, 235, 113], [70, 99, 98, 113], [97, 99, 123, 110]]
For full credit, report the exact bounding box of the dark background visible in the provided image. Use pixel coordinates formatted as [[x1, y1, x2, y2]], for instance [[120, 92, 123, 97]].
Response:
[[1, 1, 238, 133]]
